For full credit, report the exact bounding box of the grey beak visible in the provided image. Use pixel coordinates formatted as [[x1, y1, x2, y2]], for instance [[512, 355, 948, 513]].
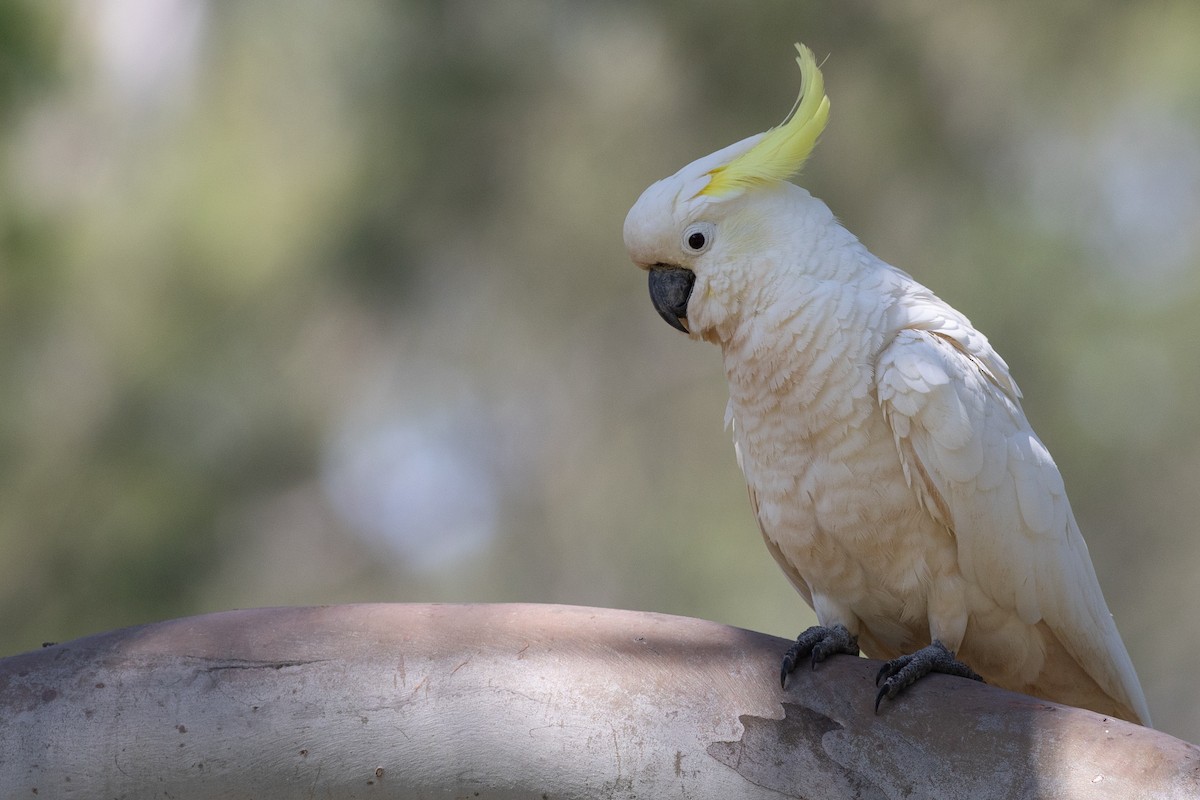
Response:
[[648, 266, 695, 333]]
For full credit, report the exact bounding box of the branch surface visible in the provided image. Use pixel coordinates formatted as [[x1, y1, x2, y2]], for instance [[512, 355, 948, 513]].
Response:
[[1, 603, 1195, 798]]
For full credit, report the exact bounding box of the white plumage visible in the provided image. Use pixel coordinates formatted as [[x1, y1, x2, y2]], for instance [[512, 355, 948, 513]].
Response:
[[623, 46, 1150, 725]]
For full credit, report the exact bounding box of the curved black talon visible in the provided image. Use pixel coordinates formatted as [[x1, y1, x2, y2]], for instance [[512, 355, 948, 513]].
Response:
[[875, 659, 900, 686], [780, 624, 860, 689], [780, 648, 801, 688], [872, 640, 984, 714], [874, 684, 890, 713]]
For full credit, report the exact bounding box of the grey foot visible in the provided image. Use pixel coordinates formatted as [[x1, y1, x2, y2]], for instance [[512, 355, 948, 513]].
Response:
[[780, 624, 860, 688], [873, 640, 983, 712]]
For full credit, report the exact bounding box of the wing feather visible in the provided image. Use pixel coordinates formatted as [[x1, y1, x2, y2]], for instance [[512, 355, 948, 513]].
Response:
[[876, 328, 1151, 724]]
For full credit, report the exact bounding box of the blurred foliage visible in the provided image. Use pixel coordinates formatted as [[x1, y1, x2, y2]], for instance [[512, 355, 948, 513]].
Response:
[[1, 0, 1198, 741]]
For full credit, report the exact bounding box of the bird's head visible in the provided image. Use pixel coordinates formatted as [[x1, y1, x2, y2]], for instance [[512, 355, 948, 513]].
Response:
[[623, 44, 831, 343]]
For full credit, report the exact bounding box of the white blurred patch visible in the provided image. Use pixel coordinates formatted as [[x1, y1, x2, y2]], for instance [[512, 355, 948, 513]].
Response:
[[318, 358, 509, 574], [322, 409, 500, 573], [1023, 107, 1200, 302], [84, 0, 206, 108]]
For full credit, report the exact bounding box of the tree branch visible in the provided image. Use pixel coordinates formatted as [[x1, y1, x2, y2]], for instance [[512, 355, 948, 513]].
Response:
[[1, 604, 1195, 798]]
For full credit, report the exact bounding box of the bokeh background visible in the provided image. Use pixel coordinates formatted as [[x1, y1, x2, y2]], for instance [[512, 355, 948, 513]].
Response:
[[2, 0, 1198, 741]]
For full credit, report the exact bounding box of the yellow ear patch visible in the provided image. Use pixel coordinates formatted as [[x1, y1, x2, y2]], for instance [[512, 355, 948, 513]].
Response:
[[698, 43, 830, 198]]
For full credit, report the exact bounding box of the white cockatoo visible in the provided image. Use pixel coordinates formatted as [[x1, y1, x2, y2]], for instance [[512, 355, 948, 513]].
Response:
[[624, 44, 1150, 725]]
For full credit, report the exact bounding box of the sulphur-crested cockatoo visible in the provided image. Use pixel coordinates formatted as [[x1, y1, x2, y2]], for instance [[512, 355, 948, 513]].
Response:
[[624, 44, 1150, 725]]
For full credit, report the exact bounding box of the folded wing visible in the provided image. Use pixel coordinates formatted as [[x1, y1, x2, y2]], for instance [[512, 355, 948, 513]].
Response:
[[876, 327, 1150, 725]]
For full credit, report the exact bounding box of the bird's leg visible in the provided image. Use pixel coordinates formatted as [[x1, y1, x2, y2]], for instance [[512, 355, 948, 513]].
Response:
[[780, 624, 859, 688], [873, 640, 983, 712]]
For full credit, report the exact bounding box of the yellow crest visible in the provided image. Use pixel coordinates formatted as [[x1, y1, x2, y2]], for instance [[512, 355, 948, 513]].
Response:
[[698, 43, 830, 198]]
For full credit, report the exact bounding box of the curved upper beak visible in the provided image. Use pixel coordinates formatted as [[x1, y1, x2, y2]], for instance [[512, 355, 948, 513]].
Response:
[[647, 266, 695, 334]]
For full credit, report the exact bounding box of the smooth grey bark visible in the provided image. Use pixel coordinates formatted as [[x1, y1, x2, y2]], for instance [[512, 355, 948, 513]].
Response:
[[0, 603, 1196, 799]]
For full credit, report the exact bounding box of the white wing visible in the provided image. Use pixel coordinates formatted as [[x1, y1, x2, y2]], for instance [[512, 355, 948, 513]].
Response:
[[876, 327, 1151, 725]]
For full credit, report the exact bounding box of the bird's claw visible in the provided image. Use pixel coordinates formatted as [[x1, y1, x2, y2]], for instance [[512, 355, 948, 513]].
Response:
[[779, 659, 795, 689], [780, 624, 859, 689], [872, 640, 984, 713], [874, 659, 901, 686]]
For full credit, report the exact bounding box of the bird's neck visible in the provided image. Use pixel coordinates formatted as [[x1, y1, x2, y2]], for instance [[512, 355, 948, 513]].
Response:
[[718, 247, 893, 441]]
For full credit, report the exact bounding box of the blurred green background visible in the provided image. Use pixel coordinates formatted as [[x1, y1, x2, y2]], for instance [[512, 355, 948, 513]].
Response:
[[2, 1, 1198, 741]]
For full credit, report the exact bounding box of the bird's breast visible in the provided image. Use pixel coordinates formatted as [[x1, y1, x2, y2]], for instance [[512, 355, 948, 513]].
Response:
[[725, 334, 956, 651]]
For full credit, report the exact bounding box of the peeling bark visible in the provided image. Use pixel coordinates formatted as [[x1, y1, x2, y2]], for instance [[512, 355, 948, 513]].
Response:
[[1, 603, 1195, 798]]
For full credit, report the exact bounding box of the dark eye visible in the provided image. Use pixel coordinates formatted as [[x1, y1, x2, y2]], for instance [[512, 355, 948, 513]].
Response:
[[682, 222, 714, 254]]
